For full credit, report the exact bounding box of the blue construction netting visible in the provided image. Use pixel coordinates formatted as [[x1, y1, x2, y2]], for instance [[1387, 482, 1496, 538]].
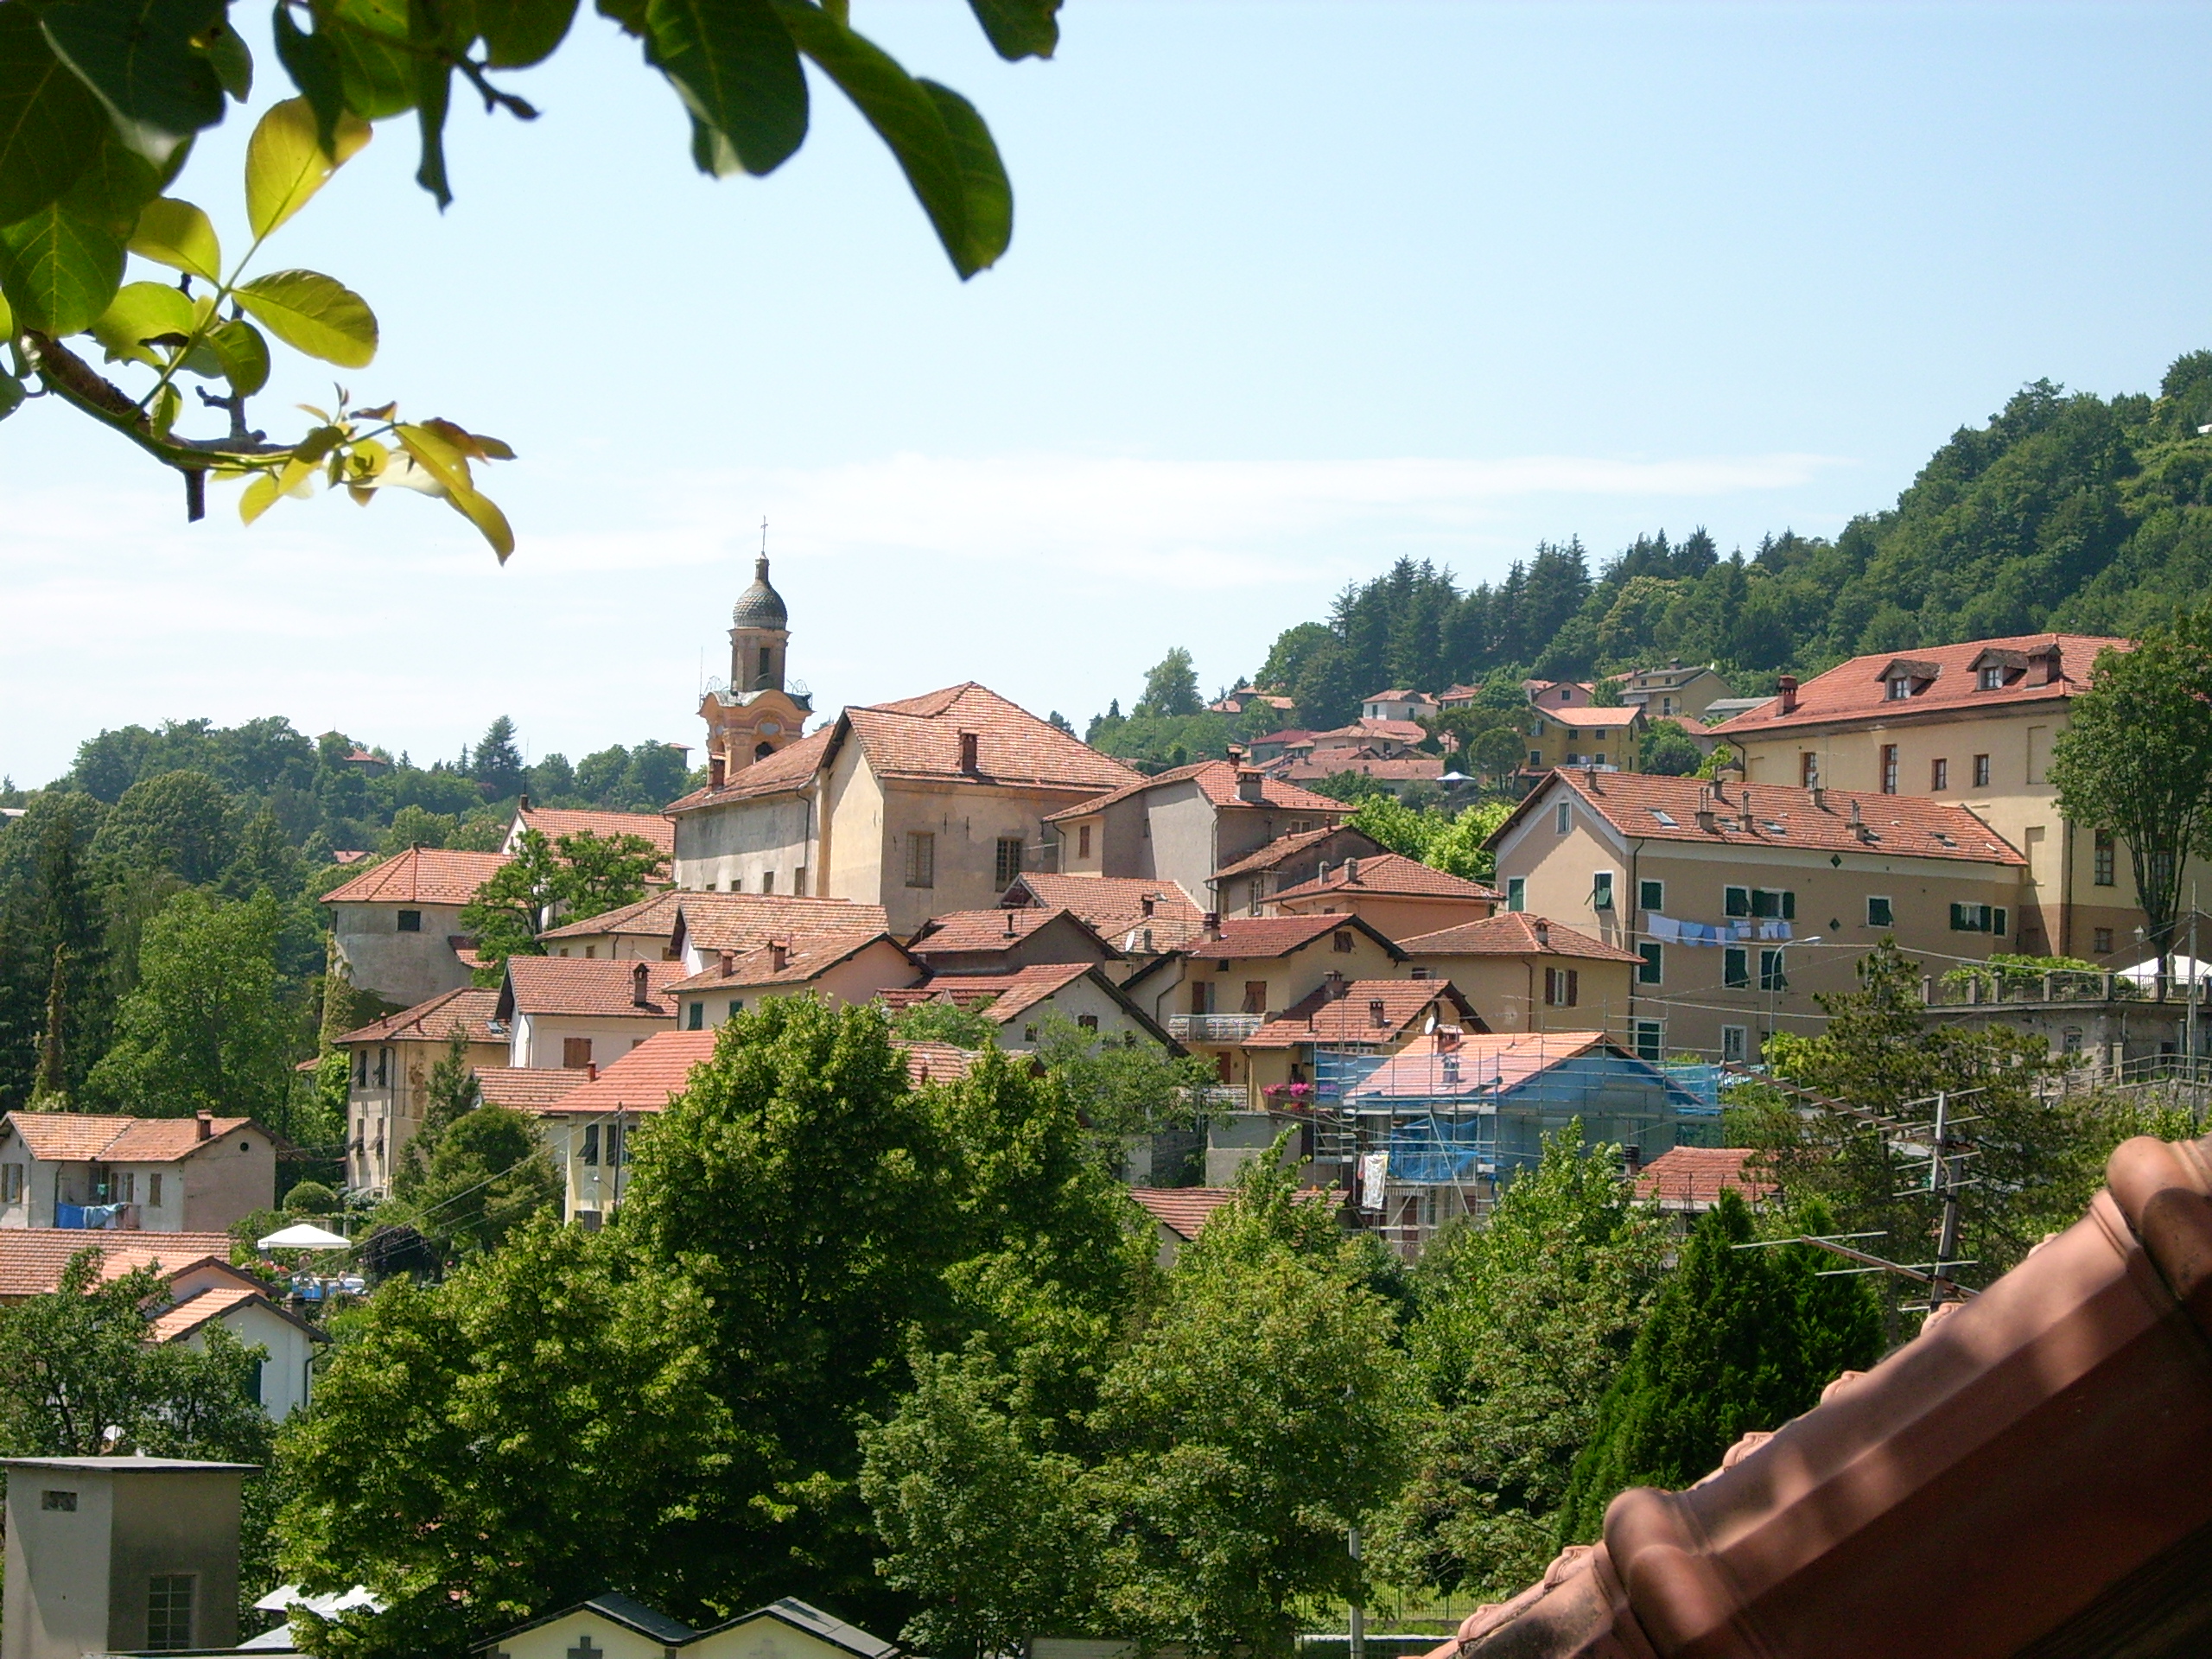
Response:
[[1666, 1063, 1725, 1116], [1315, 1050, 1390, 1102], [1387, 1115, 1503, 1183]]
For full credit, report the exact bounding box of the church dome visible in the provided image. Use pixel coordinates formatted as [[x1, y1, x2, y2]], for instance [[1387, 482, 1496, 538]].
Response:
[[731, 556, 789, 631]]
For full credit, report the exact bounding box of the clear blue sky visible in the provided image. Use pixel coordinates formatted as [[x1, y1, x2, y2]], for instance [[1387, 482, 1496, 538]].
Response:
[[6, 1, 2210, 784]]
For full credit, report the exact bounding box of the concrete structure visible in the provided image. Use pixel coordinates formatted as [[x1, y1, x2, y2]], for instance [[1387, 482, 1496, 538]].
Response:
[[477, 1593, 896, 1659], [1045, 759, 1350, 911], [146, 1284, 324, 1421], [673, 681, 1138, 934], [1709, 632, 2135, 960], [1211, 826, 1386, 918], [3, 1456, 254, 1659], [1617, 661, 1734, 723], [1266, 851, 1500, 938], [493, 957, 683, 1070], [0, 1113, 276, 1234], [1524, 678, 1596, 711], [698, 556, 816, 786], [1487, 769, 2028, 1064], [320, 846, 510, 1008], [331, 987, 505, 1198], [880, 963, 1181, 1052], [1398, 912, 1642, 1044]]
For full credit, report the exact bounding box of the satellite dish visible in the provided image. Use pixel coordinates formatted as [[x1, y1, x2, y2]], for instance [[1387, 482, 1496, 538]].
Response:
[[1424, 1013, 1438, 1034]]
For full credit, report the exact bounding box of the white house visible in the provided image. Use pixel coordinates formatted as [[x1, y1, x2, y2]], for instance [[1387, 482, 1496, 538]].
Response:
[[0, 1113, 277, 1235], [493, 957, 684, 1071], [476, 1593, 897, 1659]]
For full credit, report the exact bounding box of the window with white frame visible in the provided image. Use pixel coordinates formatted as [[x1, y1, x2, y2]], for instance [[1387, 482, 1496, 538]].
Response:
[[1637, 941, 1662, 984], [1554, 801, 1571, 834], [1866, 895, 1893, 927], [1505, 877, 1526, 912], [1632, 1019, 1663, 1063], [1721, 1025, 1748, 1064]]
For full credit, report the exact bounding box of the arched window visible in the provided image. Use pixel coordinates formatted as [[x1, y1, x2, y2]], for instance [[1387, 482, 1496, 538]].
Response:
[[757, 645, 775, 687], [754, 741, 775, 761]]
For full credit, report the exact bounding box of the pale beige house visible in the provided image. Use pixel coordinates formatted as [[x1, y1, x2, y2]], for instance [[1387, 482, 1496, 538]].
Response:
[[880, 963, 1180, 1052], [320, 846, 511, 1008], [509, 1030, 715, 1227], [0, 1113, 276, 1235], [1487, 769, 2027, 1064], [493, 957, 683, 1070], [1522, 702, 1645, 774], [1398, 912, 1642, 1043], [1618, 662, 1734, 723], [1212, 825, 1386, 917], [1708, 632, 2139, 962], [668, 930, 919, 1031], [333, 985, 505, 1197], [906, 906, 1122, 975], [671, 681, 1139, 935], [537, 888, 688, 959], [1267, 851, 1501, 939], [475, 1592, 896, 1659], [999, 871, 1210, 970]]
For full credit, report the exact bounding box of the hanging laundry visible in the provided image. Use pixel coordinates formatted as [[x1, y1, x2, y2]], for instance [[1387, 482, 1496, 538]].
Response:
[[1649, 913, 1682, 943]]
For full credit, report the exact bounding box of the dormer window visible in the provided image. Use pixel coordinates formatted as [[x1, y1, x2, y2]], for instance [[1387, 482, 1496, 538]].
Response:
[[1978, 665, 2003, 691], [1887, 677, 1911, 701]]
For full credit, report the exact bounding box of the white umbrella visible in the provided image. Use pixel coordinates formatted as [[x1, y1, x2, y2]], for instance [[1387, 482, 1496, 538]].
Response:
[[256, 1222, 352, 1250], [2116, 954, 2212, 988]]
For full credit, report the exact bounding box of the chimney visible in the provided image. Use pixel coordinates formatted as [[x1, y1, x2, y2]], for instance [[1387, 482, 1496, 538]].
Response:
[[1004, 910, 1016, 937], [769, 940, 789, 973], [1344, 857, 1361, 885], [1777, 674, 1799, 714], [1533, 919, 1550, 946], [709, 753, 727, 789], [1695, 802, 1718, 833], [719, 949, 735, 978], [587, 1061, 598, 1081], [518, 792, 531, 810], [1848, 798, 1863, 828], [1237, 768, 1266, 804], [2040, 644, 2063, 686], [632, 961, 652, 1007], [1436, 1025, 1462, 1052], [1203, 911, 1223, 940], [194, 1110, 213, 1141], [1368, 997, 1389, 1029], [959, 731, 980, 772], [1811, 786, 1826, 810], [1325, 969, 1348, 998]]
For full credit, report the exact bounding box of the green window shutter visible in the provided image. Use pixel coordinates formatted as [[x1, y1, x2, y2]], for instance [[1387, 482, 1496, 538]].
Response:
[[1950, 903, 1968, 931], [1725, 947, 1749, 988], [1726, 887, 1750, 918], [1782, 889, 1796, 919], [1993, 908, 2007, 937]]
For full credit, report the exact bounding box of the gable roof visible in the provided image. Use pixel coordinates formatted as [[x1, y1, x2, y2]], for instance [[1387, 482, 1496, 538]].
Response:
[[1128, 1185, 1238, 1241], [894, 1040, 982, 1087], [1212, 825, 1386, 881], [665, 724, 836, 809], [1043, 758, 1349, 822], [537, 889, 688, 942], [1003, 874, 1209, 950], [880, 962, 1181, 1048], [538, 1030, 721, 1116], [1634, 1145, 1776, 1211], [496, 957, 686, 1020], [145, 1282, 328, 1345], [664, 928, 912, 994], [1270, 851, 1501, 904], [319, 846, 510, 908], [671, 893, 893, 957], [906, 906, 1118, 961], [0, 1231, 244, 1299], [1400, 912, 1643, 964], [1268, 752, 1446, 784], [513, 804, 676, 855], [333, 986, 500, 1048], [478, 1592, 697, 1650], [1179, 912, 1406, 963], [1242, 978, 1484, 1048], [472, 1068, 589, 1111], [1535, 703, 1643, 728], [3, 1112, 266, 1165], [1707, 632, 2130, 739], [1495, 770, 2028, 868]]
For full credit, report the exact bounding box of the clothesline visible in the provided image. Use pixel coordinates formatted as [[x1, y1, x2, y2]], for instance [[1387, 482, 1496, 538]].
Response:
[[1645, 913, 1793, 946]]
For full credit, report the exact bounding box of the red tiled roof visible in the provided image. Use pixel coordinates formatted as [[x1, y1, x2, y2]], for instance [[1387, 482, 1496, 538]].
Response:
[[320, 846, 511, 907], [499, 957, 686, 1019], [1181, 913, 1402, 962], [1634, 1145, 1775, 1211], [1347, 1030, 1614, 1102], [473, 1067, 589, 1110], [0, 1231, 241, 1299], [1044, 758, 1349, 823], [1707, 632, 2130, 739], [1362, 690, 1435, 704], [1243, 979, 1481, 1048], [1128, 1185, 1239, 1241], [664, 928, 908, 993], [1212, 826, 1385, 881], [1004, 874, 1208, 950], [1271, 753, 1445, 784], [672, 893, 892, 955], [878, 962, 1101, 1024], [1535, 704, 1643, 728], [907, 907, 1111, 958], [1271, 851, 1501, 903], [5, 1112, 260, 1165], [894, 1040, 982, 1087], [849, 684, 1141, 792], [538, 890, 688, 942], [515, 805, 676, 855], [665, 725, 836, 810], [1250, 728, 1318, 747], [1508, 771, 2028, 867], [145, 1283, 262, 1343], [334, 986, 501, 1048], [1400, 912, 1643, 964], [542, 1030, 720, 1116]]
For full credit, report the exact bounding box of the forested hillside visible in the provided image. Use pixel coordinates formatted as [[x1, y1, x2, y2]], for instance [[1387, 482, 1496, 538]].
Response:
[[1251, 351, 2212, 729]]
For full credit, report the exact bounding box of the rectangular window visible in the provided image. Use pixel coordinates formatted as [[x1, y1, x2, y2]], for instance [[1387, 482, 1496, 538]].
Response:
[[1749, 887, 1796, 919], [562, 1037, 593, 1069], [2094, 926, 2114, 954], [995, 837, 1025, 885], [1721, 1025, 1748, 1065], [1529, 749, 1543, 768], [1632, 1019, 1663, 1064], [1243, 981, 1268, 1014], [906, 830, 935, 889], [1334, 930, 1355, 953], [1866, 896, 1894, 928], [1759, 949, 1787, 992], [793, 866, 805, 894], [687, 1001, 705, 1031], [1077, 823, 1092, 859], [727, 1000, 742, 1020], [582, 1123, 600, 1166], [374, 1048, 388, 1088], [1544, 967, 1580, 1007], [1554, 801, 1572, 834], [1077, 1014, 1099, 1031], [1974, 753, 1991, 789], [1189, 981, 1213, 1016], [2094, 830, 2115, 887], [120, 1172, 135, 1203], [1724, 946, 1750, 988], [1637, 942, 1663, 985], [147, 1574, 194, 1651], [1, 1164, 21, 1203], [1591, 871, 1615, 910], [1638, 878, 1664, 912], [148, 1172, 161, 1208], [760, 870, 775, 893], [606, 1122, 627, 1166], [1506, 877, 1526, 912], [1931, 758, 1948, 791], [40, 1489, 74, 1511], [396, 908, 422, 932], [1725, 885, 1750, 918], [1980, 664, 2004, 690], [353, 1050, 366, 1087], [1880, 744, 1899, 795], [1800, 752, 1818, 788], [1950, 903, 1996, 932], [1888, 677, 1910, 701]]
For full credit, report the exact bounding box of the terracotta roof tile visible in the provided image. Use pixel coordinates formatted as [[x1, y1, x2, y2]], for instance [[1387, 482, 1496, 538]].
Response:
[[1213, 827, 1383, 881], [499, 957, 686, 1019], [1634, 1145, 1775, 1210], [334, 986, 501, 1047], [878, 962, 1102, 1024], [665, 726, 836, 810], [538, 890, 689, 942], [1708, 632, 2129, 738], [907, 907, 1112, 959], [1242, 979, 1481, 1048], [1004, 875, 1208, 950], [515, 805, 676, 855], [664, 928, 908, 992], [540, 1030, 720, 1116], [473, 1068, 589, 1110], [1180, 913, 1401, 962], [1271, 852, 1501, 903], [1513, 771, 2028, 867], [1044, 759, 1349, 823], [849, 683, 1139, 791], [1127, 1186, 1238, 1241], [1400, 912, 1643, 964], [1346, 1030, 1614, 1101], [673, 893, 891, 955], [144, 1283, 262, 1343], [0, 1231, 240, 1299], [320, 847, 511, 907], [5, 1112, 260, 1165], [1270, 753, 1445, 784], [894, 1040, 982, 1087], [1535, 705, 1643, 728]]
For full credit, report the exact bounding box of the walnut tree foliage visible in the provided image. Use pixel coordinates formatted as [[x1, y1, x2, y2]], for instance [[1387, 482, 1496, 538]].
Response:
[[0, 0, 1058, 553]]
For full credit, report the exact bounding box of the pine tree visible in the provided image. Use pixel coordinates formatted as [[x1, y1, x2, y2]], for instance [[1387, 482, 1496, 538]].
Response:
[[470, 716, 528, 800], [32, 946, 67, 1105]]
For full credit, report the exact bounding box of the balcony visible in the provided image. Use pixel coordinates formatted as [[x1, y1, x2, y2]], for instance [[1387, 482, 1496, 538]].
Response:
[[1169, 1013, 1267, 1043], [1190, 1084, 1249, 1109]]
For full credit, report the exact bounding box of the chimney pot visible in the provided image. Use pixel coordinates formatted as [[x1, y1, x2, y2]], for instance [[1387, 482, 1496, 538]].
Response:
[[1004, 911, 1016, 937], [770, 940, 789, 973], [720, 949, 735, 978], [587, 1062, 597, 1081], [1204, 911, 1222, 940], [194, 1110, 213, 1141], [632, 960, 652, 1007], [1534, 919, 1550, 945], [1811, 786, 1826, 810], [1236, 767, 1266, 804], [1777, 673, 1799, 714], [709, 753, 727, 788], [959, 731, 980, 772], [1848, 798, 1863, 826], [1141, 893, 1156, 917], [1368, 997, 1388, 1028]]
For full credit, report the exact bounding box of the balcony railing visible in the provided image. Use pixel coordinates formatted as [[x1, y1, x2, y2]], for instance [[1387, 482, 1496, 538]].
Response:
[[1168, 1013, 1268, 1043], [1190, 1084, 1248, 1109]]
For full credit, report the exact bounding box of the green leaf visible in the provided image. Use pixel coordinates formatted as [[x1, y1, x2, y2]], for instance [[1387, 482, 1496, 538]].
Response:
[[88, 277, 194, 364], [411, 55, 451, 207], [39, 0, 227, 162], [270, 3, 346, 151], [234, 267, 377, 365], [128, 195, 220, 280], [0, 199, 126, 334], [53, 121, 162, 238], [238, 470, 280, 523], [207, 316, 269, 393], [0, 371, 23, 420], [205, 14, 251, 99], [0, 3, 109, 224], [595, 0, 645, 31], [245, 95, 372, 239], [479, 0, 579, 67], [964, 0, 1057, 61], [646, 0, 806, 176], [768, 2, 1012, 277], [396, 419, 514, 559], [323, 0, 418, 119]]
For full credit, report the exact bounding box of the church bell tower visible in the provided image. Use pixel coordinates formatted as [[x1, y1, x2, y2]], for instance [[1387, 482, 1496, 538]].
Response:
[[699, 549, 813, 788]]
